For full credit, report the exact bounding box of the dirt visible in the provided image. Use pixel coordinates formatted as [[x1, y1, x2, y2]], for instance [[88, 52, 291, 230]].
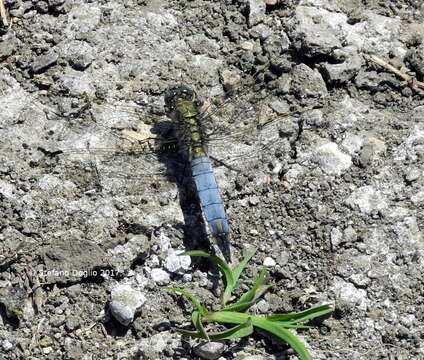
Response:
[[0, 0, 423, 359]]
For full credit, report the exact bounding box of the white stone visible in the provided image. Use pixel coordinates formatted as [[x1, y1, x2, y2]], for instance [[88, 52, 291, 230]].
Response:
[[263, 257, 276, 267], [150, 268, 170, 285], [330, 277, 368, 310], [109, 284, 146, 326], [315, 142, 352, 175], [165, 249, 191, 274], [345, 186, 388, 214]]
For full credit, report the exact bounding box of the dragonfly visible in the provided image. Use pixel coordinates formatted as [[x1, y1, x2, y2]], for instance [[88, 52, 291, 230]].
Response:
[[39, 73, 322, 260], [163, 85, 231, 258]]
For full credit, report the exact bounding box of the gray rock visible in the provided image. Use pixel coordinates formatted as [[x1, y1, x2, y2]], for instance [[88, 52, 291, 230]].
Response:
[[248, 0, 266, 27], [30, 52, 58, 73], [150, 268, 170, 285], [187, 34, 220, 56], [411, 191, 424, 205], [284, 164, 304, 187], [0, 34, 21, 61], [249, 24, 272, 40], [319, 47, 363, 83], [0, 180, 17, 200], [354, 69, 381, 91], [330, 277, 368, 310], [345, 186, 388, 214], [302, 109, 325, 127], [290, 6, 344, 57], [138, 331, 180, 358], [1, 340, 13, 352], [341, 133, 363, 155], [164, 249, 191, 274], [56, 40, 95, 70], [109, 284, 146, 326], [36, 174, 76, 193], [404, 167, 421, 183], [51, 315, 66, 327], [65, 316, 80, 332], [349, 273, 370, 287], [272, 72, 292, 94], [9, 2, 33, 17], [65, 4, 101, 37], [359, 137, 387, 168], [330, 226, 357, 249], [263, 33, 290, 58], [108, 234, 150, 274], [406, 44, 424, 77], [269, 100, 290, 115], [0, 286, 27, 319], [290, 6, 406, 59], [291, 64, 328, 98], [139, 332, 167, 354], [193, 341, 226, 360], [263, 257, 276, 267], [330, 227, 343, 249], [255, 299, 270, 313], [314, 142, 352, 175]]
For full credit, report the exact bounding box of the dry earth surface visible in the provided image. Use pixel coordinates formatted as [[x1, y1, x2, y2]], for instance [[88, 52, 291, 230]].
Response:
[[0, 0, 423, 359]]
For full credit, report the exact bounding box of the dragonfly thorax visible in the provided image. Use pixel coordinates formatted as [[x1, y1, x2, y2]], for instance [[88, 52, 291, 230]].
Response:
[[164, 86, 199, 127]]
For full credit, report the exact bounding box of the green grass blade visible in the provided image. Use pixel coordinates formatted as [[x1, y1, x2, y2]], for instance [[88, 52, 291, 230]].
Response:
[[175, 318, 253, 340], [231, 267, 268, 308], [192, 310, 209, 340], [221, 301, 255, 312], [266, 304, 332, 323], [208, 318, 253, 340], [253, 318, 313, 360], [269, 321, 312, 329], [181, 250, 235, 287], [203, 312, 313, 360], [166, 287, 208, 316], [181, 250, 236, 305], [231, 248, 257, 286], [222, 248, 257, 305]]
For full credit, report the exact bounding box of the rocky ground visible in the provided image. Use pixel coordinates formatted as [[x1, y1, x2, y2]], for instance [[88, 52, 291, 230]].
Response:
[[0, 0, 423, 359]]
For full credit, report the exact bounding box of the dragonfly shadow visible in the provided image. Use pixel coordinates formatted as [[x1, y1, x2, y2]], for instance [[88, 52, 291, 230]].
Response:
[[150, 120, 213, 256]]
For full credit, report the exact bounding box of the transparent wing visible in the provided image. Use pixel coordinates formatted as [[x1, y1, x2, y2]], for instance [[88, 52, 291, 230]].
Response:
[[20, 92, 185, 198], [195, 77, 325, 174], [28, 72, 323, 198]]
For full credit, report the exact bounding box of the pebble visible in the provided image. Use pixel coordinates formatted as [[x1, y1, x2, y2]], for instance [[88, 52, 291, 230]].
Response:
[[193, 341, 226, 360], [345, 186, 388, 214], [30, 53, 58, 73], [341, 133, 364, 155], [263, 257, 276, 267], [0, 33, 20, 61], [315, 142, 352, 175], [109, 284, 146, 326], [330, 278, 368, 310], [248, 0, 266, 27], [1, 339, 13, 352], [291, 63, 328, 98], [150, 268, 170, 285], [164, 249, 191, 274]]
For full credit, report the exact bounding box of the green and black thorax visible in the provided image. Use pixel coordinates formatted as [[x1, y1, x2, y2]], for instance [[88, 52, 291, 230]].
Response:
[[164, 86, 208, 159]]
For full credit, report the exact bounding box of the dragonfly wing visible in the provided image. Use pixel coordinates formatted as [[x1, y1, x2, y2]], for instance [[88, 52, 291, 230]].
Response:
[[50, 98, 183, 196]]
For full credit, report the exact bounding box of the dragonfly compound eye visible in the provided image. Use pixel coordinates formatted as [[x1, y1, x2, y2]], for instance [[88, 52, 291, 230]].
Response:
[[164, 86, 195, 109]]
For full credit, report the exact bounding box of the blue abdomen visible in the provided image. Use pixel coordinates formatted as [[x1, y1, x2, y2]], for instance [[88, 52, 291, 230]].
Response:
[[191, 156, 230, 237]]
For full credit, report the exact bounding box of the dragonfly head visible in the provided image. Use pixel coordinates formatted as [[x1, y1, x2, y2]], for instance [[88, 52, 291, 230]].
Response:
[[164, 86, 195, 113]]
